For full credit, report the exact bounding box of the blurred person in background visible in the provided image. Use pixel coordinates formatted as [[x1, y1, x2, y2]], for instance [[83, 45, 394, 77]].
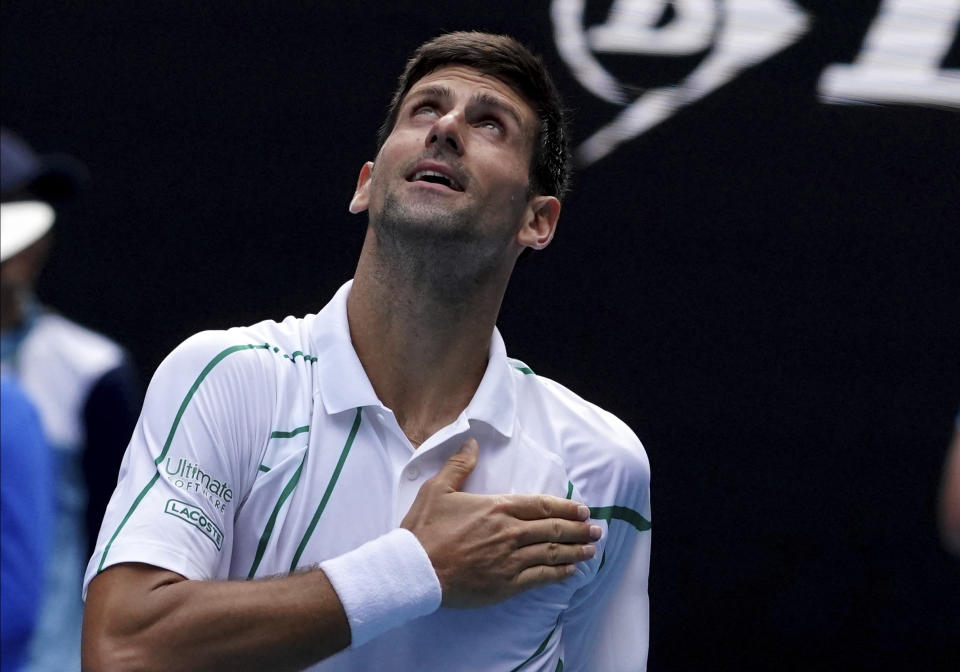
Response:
[[0, 372, 54, 672], [0, 128, 142, 671]]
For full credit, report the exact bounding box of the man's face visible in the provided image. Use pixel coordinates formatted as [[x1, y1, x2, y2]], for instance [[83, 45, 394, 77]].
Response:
[[350, 65, 558, 259]]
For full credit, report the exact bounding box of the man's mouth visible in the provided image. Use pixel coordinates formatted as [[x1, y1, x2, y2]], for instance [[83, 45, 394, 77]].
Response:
[[407, 168, 464, 192]]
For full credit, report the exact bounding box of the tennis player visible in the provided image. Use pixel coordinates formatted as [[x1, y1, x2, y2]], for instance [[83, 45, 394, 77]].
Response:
[[83, 32, 651, 671]]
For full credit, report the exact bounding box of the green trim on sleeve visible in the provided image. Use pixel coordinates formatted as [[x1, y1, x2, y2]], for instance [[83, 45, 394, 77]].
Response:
[[264, 342, 318, 364], [248, 452, 309, 578], [564, 480, 574, 499], [289, 407, 362, 571], [512, 364, 535, 375], [96, 473, 161, 572], [589, 505, 651, 532], [97, 342, 270, 572], [269, 425, 310, 440], [555, 659, 564, 672]]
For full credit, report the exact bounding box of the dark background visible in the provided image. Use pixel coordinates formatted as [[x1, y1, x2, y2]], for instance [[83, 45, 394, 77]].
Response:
[[3, 1, 958, 669]]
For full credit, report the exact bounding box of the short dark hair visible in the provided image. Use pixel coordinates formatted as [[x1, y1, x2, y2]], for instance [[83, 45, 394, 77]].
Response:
[[377, 31, 571, 200]]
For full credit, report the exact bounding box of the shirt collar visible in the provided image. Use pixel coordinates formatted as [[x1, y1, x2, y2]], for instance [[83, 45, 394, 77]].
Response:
[[312, 281, 383, 415], [464, 326, 517, 438], [311, 280, 517, 438]]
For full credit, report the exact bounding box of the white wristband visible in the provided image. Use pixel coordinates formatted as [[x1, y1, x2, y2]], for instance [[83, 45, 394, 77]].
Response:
[[319, 528, 442, 648]]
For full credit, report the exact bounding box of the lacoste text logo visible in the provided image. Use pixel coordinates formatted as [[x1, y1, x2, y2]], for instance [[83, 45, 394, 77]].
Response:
[[165, 499, 224, 550]]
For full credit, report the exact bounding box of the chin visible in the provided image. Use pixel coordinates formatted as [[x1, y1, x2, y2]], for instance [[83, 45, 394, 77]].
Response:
[[375, 195, 477, 242]]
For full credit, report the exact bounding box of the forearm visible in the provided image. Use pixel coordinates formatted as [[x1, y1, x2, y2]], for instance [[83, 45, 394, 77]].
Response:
[[83, 566, 349, 672], [83, 441, 596, 670]]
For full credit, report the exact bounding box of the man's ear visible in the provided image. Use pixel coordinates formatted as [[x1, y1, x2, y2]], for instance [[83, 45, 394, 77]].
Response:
[[348, 161, 375, 214], [517, 195, 561, 251]]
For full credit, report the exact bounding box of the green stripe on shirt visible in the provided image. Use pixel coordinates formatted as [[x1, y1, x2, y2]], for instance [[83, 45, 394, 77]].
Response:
[[98, 342, 270, 572], [248, 452, 309, 578], [590, 505, 651, 532], [509, 615, 560, 671], [269, 425, 310, 440], [289, 407, 362, 571]]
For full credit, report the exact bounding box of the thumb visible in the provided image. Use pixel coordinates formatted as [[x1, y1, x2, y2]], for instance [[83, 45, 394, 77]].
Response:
[[433, 439, 479, 492]]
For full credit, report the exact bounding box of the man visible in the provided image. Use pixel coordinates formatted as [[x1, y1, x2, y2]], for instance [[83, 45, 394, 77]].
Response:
[[0, 128, 142, 671], [83, 32, 651, 671]]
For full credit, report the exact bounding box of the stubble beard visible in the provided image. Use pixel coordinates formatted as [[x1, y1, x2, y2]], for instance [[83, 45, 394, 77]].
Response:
[[371, 192, 511, 303]]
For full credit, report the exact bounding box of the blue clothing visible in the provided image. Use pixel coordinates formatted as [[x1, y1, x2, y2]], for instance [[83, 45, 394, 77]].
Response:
[[1, 304, 140, 672], [1, 374, 55, 672]]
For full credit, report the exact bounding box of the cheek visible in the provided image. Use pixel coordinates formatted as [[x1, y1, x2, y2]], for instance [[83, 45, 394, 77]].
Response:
[[366, 178, 388, 212], [488, 165, 532, 204], [381, 129, 421, 160]]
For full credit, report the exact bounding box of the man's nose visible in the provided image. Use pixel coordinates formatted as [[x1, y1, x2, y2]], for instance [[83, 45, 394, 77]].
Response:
[[427, 110, 464, 156]]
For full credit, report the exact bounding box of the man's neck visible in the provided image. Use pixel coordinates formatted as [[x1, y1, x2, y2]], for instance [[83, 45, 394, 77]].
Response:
[[346, 229, 513, 445]]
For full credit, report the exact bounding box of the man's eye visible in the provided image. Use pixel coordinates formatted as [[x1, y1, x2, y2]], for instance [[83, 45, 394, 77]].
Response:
[[478, 119, 502, 132], [414, 104, 437, 116]]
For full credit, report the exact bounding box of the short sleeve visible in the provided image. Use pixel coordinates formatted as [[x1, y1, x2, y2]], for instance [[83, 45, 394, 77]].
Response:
[[560, 433, 652, 671], [83, 331, 275, 596]]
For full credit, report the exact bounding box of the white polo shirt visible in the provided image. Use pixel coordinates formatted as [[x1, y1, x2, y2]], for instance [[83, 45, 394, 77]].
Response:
[[84, 281, 652, 671]]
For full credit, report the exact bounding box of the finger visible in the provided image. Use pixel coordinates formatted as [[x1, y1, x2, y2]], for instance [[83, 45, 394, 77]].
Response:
[[511, 541, 597, 569], [514, 519, 603, 547], [513, 563, 579, 591], [498, 493, 590, 522], [430, 438, 479, 492]]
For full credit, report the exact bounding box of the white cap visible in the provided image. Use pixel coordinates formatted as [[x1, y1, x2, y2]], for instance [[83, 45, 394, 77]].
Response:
[[0, 201, 55, 262]]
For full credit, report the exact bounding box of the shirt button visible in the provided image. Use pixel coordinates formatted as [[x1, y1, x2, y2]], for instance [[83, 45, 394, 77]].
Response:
[[404, 465, 420, 480]]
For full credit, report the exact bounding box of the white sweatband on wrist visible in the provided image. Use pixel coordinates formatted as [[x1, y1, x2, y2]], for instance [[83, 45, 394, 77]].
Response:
[[319, 528, 442, 648]]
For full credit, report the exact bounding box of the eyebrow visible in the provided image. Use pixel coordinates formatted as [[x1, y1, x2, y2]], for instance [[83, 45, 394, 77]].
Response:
[[406, 84, 525, 129]]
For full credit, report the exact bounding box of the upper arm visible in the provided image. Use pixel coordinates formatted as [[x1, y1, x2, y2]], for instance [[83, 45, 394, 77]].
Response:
[[560, 429, 652, 671], [83, 331, 275, 593], [82, 563, 186, 670], [85, 563, 187, 634], [560, 528, 651, 671]]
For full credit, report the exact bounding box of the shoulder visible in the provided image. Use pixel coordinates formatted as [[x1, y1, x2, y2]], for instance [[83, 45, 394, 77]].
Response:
[[155, 329, 267, 386], [508, 357, 645, 458], [508, 359, 650, 502], [26, 311, 127, 376], [159, 315, 315, 375], [147, 315, 321, 412]]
